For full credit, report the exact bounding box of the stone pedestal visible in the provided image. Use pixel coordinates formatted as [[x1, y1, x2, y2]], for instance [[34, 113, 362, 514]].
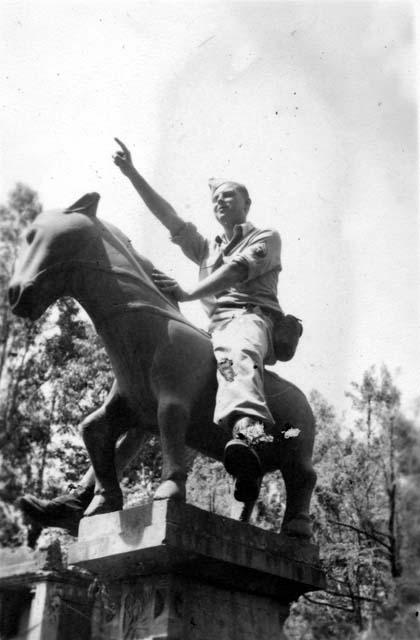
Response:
[[69, 500, 326, 639], [0, 542, 92, 640]]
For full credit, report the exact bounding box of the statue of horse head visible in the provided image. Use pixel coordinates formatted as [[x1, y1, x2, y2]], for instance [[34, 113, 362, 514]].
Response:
[[9, 191, 179, 326], [9, 192, 102, 320]]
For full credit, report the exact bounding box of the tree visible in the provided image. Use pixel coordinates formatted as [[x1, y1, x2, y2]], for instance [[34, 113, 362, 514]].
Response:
[[346, 366, 402, 579], [0, 184, 42, 434], [0, 184, 44, 545], [284, 372, 420, 640]]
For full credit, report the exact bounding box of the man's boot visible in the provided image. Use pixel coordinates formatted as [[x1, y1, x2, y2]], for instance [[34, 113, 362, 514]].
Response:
[[223, 416, 265, 502], [19, 485, 94, 537]]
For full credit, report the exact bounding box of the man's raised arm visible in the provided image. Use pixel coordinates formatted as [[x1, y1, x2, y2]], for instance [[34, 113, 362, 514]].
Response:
[[113, 138, 184, 236]]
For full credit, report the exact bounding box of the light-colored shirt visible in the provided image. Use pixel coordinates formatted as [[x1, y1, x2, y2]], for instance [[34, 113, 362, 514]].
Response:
[[171, 220, 283, 317]]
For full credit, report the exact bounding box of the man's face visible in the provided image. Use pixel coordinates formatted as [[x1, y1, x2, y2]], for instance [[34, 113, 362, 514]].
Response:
[[212, 183, 250, 228]]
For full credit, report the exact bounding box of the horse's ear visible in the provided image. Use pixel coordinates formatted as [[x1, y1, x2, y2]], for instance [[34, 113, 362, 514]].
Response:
[[64, 192, 100, 217]]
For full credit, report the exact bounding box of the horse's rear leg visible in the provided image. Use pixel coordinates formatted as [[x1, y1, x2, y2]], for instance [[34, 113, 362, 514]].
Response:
[[154, 398, 189, 501], [230, 500, 255, 523], [281, 459, 316, 538]]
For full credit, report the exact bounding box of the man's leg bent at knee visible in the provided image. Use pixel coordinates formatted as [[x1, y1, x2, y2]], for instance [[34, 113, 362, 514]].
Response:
[[210, 310, 275, 501], [211, 311, 274, 426]]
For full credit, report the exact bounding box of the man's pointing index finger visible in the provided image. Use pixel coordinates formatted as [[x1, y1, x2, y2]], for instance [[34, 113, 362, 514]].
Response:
[[114, 137, 128, 153]]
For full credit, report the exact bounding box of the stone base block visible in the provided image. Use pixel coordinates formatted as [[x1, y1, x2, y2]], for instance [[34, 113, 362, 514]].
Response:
[[69, 500, 325, 639], [91, 572, 292, 640]]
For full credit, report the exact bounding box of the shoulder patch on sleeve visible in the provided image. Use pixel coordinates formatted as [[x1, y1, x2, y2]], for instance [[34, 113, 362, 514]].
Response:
[[252, 242, 267, 258]]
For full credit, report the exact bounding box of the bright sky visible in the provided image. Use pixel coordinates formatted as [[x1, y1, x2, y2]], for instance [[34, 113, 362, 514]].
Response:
[[1, 1, 419, 418]]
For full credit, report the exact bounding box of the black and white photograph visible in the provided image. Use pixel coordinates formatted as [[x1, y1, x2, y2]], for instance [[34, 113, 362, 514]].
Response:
[[0, 1, 418, 638]]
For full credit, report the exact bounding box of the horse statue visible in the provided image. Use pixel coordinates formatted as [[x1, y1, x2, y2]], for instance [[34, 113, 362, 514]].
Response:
[[9, 192, 316, 537]]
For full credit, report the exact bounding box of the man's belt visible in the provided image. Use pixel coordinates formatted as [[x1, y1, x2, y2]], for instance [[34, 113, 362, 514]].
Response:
[[216, 302, 270, 312]]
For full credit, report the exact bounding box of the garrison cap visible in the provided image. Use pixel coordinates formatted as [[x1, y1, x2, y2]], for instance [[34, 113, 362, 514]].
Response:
[[208, 178, 250, 200]]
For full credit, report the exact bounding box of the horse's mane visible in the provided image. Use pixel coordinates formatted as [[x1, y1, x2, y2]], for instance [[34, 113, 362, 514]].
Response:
[[99, 219, 174, 301]]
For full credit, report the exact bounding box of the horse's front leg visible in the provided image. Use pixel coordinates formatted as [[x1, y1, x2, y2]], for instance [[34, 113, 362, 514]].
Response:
[[82, 404, 126, 516], [19, 425, 148, 536], [151, 321, 215, 502], [81, 381, 149, 518], [153, 396, 190, 501], [80, 427, 147, 490]]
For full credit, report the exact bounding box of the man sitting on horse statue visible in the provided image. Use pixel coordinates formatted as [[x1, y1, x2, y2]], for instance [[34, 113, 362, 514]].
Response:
[[112, 138, 283, 504], [19, 139, 303, 538]]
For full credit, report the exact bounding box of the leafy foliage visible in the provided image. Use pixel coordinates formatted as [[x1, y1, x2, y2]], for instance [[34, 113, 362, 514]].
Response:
[[283, 374, 420, 640]]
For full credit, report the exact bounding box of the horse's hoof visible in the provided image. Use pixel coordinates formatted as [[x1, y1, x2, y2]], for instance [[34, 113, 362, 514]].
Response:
[[83, 491, 123, 517], [224, 439, 262, 502], [153, 480, 186, 501], [282, 516, 312, 539]]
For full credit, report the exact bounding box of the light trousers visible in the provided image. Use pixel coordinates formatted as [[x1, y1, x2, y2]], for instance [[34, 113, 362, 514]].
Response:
[[210, 307, 276, 428]]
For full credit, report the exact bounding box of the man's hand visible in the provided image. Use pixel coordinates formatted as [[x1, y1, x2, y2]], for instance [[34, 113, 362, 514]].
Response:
[[113, 138, 134, 176], [153, 261, 247, 304], [152, 269, 190, 302], [112, 139, 184, 235]]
